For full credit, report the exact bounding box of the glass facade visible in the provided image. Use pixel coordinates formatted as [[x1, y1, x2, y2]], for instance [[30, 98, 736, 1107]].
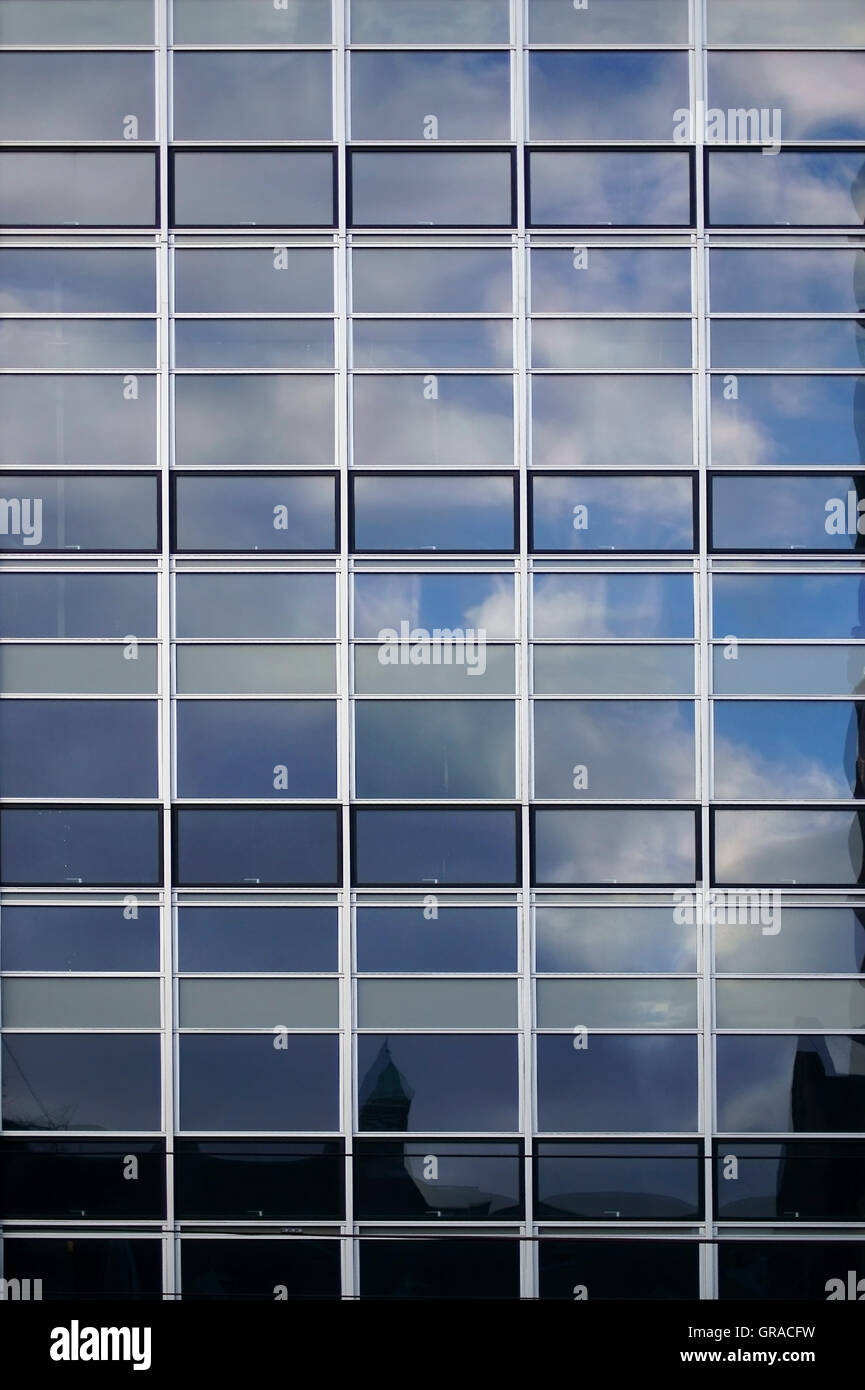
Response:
[[1, 0, 864, 1303]]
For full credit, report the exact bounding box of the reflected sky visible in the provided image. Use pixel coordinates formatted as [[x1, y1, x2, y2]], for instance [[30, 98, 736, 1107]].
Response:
[[533, 808, 697, 885], [0, 474, 158, 552], [710, 249, 865, 314], [174, 474, 336, 552], [536, 906, 696, 973], [1, 1034, 161, 1131], [0, 700, 157, 798], [715, 907, 865, 974], [175, 573, 335, 639], [536, 1034, 698, 1131], [175, 248, 333, 314], [174, 808, 341, 886], [713, 645, 865, 697], [0, 152, 156, 228], [174, 375, 334, 466], [352, 374, 514, 466], [353, 571, 515, 638], [710, 375, 865, 467], [707, 0, 865, 45], [531, 248, 691, 314], [353, 808, 519, 885], [0, 319, 155, 370], [355, 700, 516, 798], [529, 0, 688, 44], [353, 319, 512, 369], [0, 807, 162, 887], [175, 320, 332, 369], [0, 249, 155, 314], [0, 573, 156, 639], [529, 152, 692, 228], [178, 906, 338, 973], [350, 0, 509, 43], [173, 0, 331, 43], [533, 699, 696, 799], [531, 375, 694, 468], [537, 979, 697, 1029], [0, 375, 156, 467], [708, 52, 865, 142], [714, 701, 863, 800], [356, 1034, 518, 1131], [0, 53, 154, 140], [708, 151, 865, 227], [178, 1035, 339, 1130], [352, 248, 512, 314], [712, 320, 865, 370], [176, 700, 337, 799], [352, 474, 515, 552], [713, 809, 865, 885], [531, 474, 695, 551], [534, 645, 695, 696], [173, 52, 331, 141], [711, 473, 865, 550], [0, 0, 154, 43], [716, 1034, 865, 1132], [350, 152, 514, 228], [713, 573, 865, 640], [532, 573, 694, 639], [0, 905, 159, 973], [529, 52, 688, 141], [532, 318, 692, 370], [172, 152, 335, 228], [356, 905, 517, 972], [350, 52, 510, 141]]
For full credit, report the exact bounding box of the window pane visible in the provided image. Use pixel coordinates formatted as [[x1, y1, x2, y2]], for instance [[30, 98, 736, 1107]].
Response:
[[175, 1142, 343, 1221], [178, 978, 338, 1028], [2, 1237, 162, 1300], [0, 0, 153, 43], [717, 981, 865, 1031], [0, 808, 162, 887], [714, 1142, 865, 1223], [0, 699, 157, 797], [539, 1239, 698, 1300], [531, 375, 693, 469], [357, 1035, 518, 1131], [710, 376, 865, 468], [712, 474, 865, 551], [532, 573, 694, 639], [0, 643, 158, 695], [712, 574, 865, 641], [357, 980, 517, 1029], [536, 905, 697, 973], [537, 979, 697, 1029], [716, 1035, 865, 1133], [354, 643, 515, 695], [0, 319, 155, 370], [533, 809, 697, 886], [352, 248, 512, 314], [352, 375, 514, 466], [2, 978, 160, 1029], [0, 904, 159, 973], [176, 645, 335, 695], [715, 906, 865, 975], [713, 809, 865, 887], [0, 152, 156, 228], [712, 320, 865, 371], [707, 0, 865, 44], [0, 573, 156, 639], [355, 700, 516, 799], [535, 1142, 702, 1221], [352, 474, 516, 552], [528, 152, 693, 228], [708, 151, 865, 228], [178, 1035, 339, 1130], [350, 52, 510, 141], [0, 249, 155, 314], [537, 1035, 699, 1131], [353, 808, 519, 886], [349, 152, 514, 228], [719, 1241, 865, 1302], [531, 248, 691, 314], [175, 376, 334, 466], [175, 320, 332, 369], [175, 573, 334, 639], [0, 53, 154, 140], [532, 319, 691, 370], [178, 906, 337, 973], [353, 319, 512, 369], [174, 474, 337, 552], [180, 1238, 340, 1300], [174, 808, 341, 886], [359, 1238, 519, 1300], [529, 0, 689, 44], [714, 701, 862, 801], [0, 375, 156, 467], [175, 248, 333, 313], [713, 644, 865, 698], [173, 52, 332, 141], [1, 1034, 161, 1130], [354, 1141, 522, 1220], [0, 474, 158, 552], [176, 700, 337, 798], [710, 249, 865, 315], [0, 1141, 165, 1220], [353, 572, 515, 640], [708, 53, 865, 142], [529, 52, 688, 141], [172, 152, 335, 228], [533, 700, 696, 799], [173, 0, 331, 44], [534, 645, 695, 696], [531, 474, 695, 551], [351, 0, 509, 43], [356, 905, 518, 973]]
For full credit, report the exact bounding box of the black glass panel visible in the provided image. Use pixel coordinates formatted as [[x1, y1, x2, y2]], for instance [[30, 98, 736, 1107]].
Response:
[[178, 1034, 339, 1131], [537, 1034, 699, 1132], [0, 53, 154, 140], [716, 1035, 865, 1132], [0, 249, 155, 314], [718, 1241, 865, 1302], [350, 152, 514, 228], [351, 0, 509, 43], [530, 52, 687, 141], [356, 906, 517, 973], [0, 375, 156, 467], [538, 1239, 699, 1301], [0, 152, 157, 227], [1, 1033, 161, 1130], [354, 1141, 523, 1220], [0, 905, 159, 973], [709, 53, 865, 142], [0, 573, 155, 640], [0, 808, 162, 887], [713, 809, 865, 887], [714, 1141, 865, 1222], [355, 701, 515, 799], [172, 152, 335, 227], [0, 1237, 162, 1301], [175, 375, 334, 467], [173, 52, 332, 141], [359, 1237, 519, 1300], [174, 248, 333, 313], [531, 474, 694, 552], [178, 906, 337, 973], [354, 572, 514, 639], [352, 474, 516, 552], [174, 808, 340, 886], [353, 808, 519, 886], [708, 150, 865, 228], [712, 574, 865, 640], [352, 374, 514, 466], [714, 701, 863, 801], [0, 700, 157, 798], [533, 701, 696, 799], [536, 905, 697, 973], [533, 809, 697, 885], [0, 474, 157, 552], [711, 376, 865, 468], [712, 474, 865, 551], [174, 474, 337, 552], [352, 247, 512, 313], [529, 0, 689, 44], [531, 374, 694, 469], [528, 151, 693, 227], [357, 1035, 518, 1132], [180, 1238, 340, 1300], [176, 700, 336, 799], [535, 1141, 703, 1221], [175, 1141, 343, 1220], [176, 573, 335, 640], [531, 247, 691, 314], [0, 1140, 165, 1220]]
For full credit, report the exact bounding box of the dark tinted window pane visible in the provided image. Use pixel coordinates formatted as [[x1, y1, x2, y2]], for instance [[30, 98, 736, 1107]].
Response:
[[173, 52, 331, 141], [0, 0, 153, 43], [711, 376, 865, 469], [530, 52, 687, 141], [536, 905, 696, 973], [537, 1035, 699, 1132], [715, 906, 865, 975], [708, 0, 865, 45], [531, 474, 694, 552], [0, 375, 156, 467], [0, 1237, 162, 1301], [531, 248, 691, 314], [353, 319, 512, 369], [178, 906, 337, 973], [353, 808, 519, 886], [356, 905, 517, 973], [714, 701, 862, 801], [355, 701, 515, 799], [178, 1034, 339, 1130], [0, 905, 159, 973], [175, 376, 334, 467], [1, 1034, 161, 1130], [180, 1238, 339, 1301], [174, 475, 336, 552], [717, 1036, 865, 1133], [359, 1238, 519, 1300], [533, 700, 696, 799], [352, 248, 512, 313], [0, 474, 157, 553], [713, 320, 865, 371], [0, 700, 157, 798], [714, 1141, 865, 1222], [710, 249, 865, 315], [713, 809, 865, 886], [538, 1239, 698, 1301], [533, 809, 697, 886], [0, 152, 156, 227], [708, 53, 865, 142], [0, 249, 155, 314], [353, 572, 514, 639], [719, 1241, 865, 1302], [533, 573, 694, 639], [0, 53, 153, 140], [357, 1035, 518, 1131], [172, 152, 335, 228], [0, 573, 155, 639], [175, 319, 332, 369], [352, 0, 508, 42], [352, 474, 515, 552], [174, 0, 331, 43], [531, 374, 694, 469], [351, 52, 510, 141], [1, 808, 162, 887], [0, 1141, 165, 1220], [708, 151, 865, 228], [350, 152, 513, 228], [176, 573, 335, 639], [532, 318, 691, 370], [529, 0, 689, 43], [175, 248, 333, 313], [712, 475, 865, 551], [536, 1142, 702, 1221], [175, 1141, 343, 1220], [174, 808, 340, 886], [713, 574, 865, 641], [354, 1141, 522, 1220], [353, 375, 513, 467], [177, 700, 336, 798], [528, 152, 692, 228]]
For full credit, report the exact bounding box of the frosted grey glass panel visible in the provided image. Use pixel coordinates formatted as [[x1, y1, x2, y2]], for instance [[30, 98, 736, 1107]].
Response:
[[351, 0, 509, 43], [534, 645, 694, 695], [0, 0, 153, 42], [0, 152, 157, 227], [717, 980, 865, 1031], [1, 978, 159, 1029], [174, 248, 333, 313], [174, 375, 334, 467], [173, 0, 331, 43], [0, 320, 155, 371], [713, 645, 865, 697], [0, 375, 156, 467], [176, 645, 335, 695], [529, 0, 688, 43], [0, 53, 154, 141], [178, 979, 338, 1029], [536, 979, 697, 1030], [176, 573, 335, 640], [707, 0, 865, 44], [356, 980, 518, 1030], [354, 643, 515, 695], [0, 644, 158, 695]]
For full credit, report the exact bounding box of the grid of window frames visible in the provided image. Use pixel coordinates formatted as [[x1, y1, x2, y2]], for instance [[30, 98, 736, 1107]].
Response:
[[1, 0, 864, 1302]]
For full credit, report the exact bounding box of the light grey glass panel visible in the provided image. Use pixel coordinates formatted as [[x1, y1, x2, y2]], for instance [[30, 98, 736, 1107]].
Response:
[[0, 644, 158, 695], [178, 978, 338, 1029], [0, 152, 156, 228], [529, 0, 688, 43], [535, 645, 694, 695], [176, 645, 335, 695], [533, 699, 696, 800], [0, 0, 153, 43], [175, 249, 333, 314], [174, 0, 329, 42], [707, 0, 865, 44], [530, 248, 691, 315], [0, 375, 156, 467], [0, 978, 159, 1029], [713, 810, 865, 887], [175, 320, 332, 370], [532, 319, 691, 370], [534, 808, 697, 886], [349, 152, 514, 228], [710, 250, 865, 315], [350, 0, 509, 43], [354, 643, 515, 694], [172, 152, 334, 228], [352, 374, 513, 467], [173, 52, 332, 141], [713, 646, 865, 697], [0, 320, 155, 370], [353, 320, 512, 370], [536, 906, 697, 974], [0, 53, 154, 141], [174, 375, 334, 467], [356, 979, 517, 1030], [708, 151, 865, 229], [0, 250, 155, 314], [715, 907, 865, 975], [175, 574, 335, 640], [717, 981, 865, 1031], [708, 52, 865, 142], [531, 375, 693, 469], [350, 51, 510, 141], [352, 248, 512, 314], [536, 979, 697, 1030]]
